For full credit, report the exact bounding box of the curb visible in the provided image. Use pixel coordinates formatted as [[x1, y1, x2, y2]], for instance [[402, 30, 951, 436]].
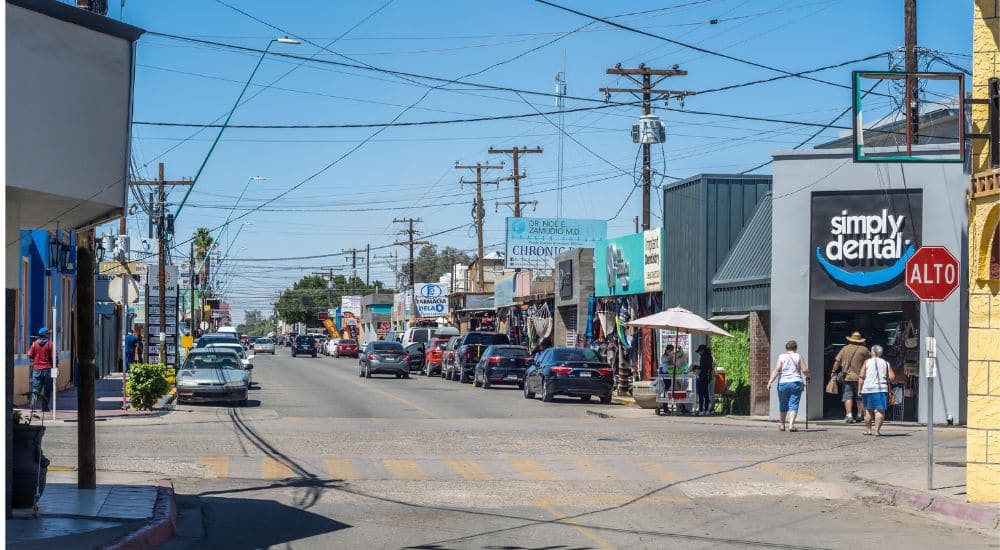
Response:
[[857, 477, 1000, 530], [104, 480, 177, 550]]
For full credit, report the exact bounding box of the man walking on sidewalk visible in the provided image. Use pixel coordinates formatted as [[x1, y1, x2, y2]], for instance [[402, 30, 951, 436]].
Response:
[[28, 327, 54, 411], [831, 331, 869, 423], [125, 328, 139, 372]]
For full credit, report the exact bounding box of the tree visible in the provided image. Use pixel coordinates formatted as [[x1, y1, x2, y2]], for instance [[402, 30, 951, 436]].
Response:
[[406, 245, 472, 285], [276, 274, 385, 324], [192, 227, 214, 285], [239, 310, 273, 336]]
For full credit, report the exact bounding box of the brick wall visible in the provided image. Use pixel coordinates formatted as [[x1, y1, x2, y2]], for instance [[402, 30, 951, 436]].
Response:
[[748, 311, 771, 416]]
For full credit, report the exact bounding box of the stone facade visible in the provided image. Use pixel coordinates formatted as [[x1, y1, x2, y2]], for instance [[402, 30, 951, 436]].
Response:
[[967, 0, 1000, 505]]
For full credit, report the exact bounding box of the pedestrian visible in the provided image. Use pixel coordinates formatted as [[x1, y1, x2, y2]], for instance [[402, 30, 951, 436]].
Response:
[[767, 340, 810, 432], [696, 345, 714, 415], [124, 328, 139, 372], [27, 327, 54, 411], [830, 331, 870, 424], [858, 344, 895, 436]]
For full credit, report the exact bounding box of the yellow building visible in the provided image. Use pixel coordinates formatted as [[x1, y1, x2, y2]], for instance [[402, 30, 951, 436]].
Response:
[[967, 0, 1000, 504]]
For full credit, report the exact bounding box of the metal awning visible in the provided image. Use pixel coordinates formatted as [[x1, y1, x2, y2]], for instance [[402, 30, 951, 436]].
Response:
[[708, 314, 750, 322]]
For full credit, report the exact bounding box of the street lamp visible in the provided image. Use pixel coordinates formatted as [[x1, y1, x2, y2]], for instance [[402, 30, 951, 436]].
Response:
[[174, 37, 299, 219]]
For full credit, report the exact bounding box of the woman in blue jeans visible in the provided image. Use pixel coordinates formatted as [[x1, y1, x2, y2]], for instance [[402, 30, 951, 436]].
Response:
[[767, 340, 811, 432]]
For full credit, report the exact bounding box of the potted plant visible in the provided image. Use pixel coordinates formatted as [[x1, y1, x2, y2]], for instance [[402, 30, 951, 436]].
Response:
[[11, 410, 49, 509]]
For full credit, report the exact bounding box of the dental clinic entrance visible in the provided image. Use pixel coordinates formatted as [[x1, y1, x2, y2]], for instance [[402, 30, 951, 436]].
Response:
[[821, 302, 920, 420]]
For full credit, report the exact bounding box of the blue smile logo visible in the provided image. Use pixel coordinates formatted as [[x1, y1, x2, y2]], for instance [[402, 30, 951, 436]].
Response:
[[816, 244, 915, 287]]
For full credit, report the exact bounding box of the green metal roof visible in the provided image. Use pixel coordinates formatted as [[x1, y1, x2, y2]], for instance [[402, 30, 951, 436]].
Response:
[[712, 195, 772, 288]]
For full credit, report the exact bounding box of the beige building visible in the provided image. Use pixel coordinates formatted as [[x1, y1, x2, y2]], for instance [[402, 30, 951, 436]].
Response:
[[967, 0, 1000, 504]]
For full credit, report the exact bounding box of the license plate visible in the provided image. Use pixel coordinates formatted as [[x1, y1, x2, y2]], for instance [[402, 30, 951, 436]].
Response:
[[384, 356, 397, 362], [505, 374, 518, 380], [579, 372, 591, 377]]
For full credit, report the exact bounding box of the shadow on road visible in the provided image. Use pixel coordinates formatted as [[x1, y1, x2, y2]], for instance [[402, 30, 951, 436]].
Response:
[[194, 495, 350, 549]]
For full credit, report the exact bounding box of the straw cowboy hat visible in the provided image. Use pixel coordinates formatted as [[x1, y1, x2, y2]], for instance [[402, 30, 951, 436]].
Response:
[[845, 331, 866, 344]]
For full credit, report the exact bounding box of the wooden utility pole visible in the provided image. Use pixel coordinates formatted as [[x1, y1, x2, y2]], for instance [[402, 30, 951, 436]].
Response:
[[75, 238, 96, 489], [342, 247, 363, 288], [393, 218, 429, 324], [131, 163, 192, 366], [488, 146, 542, 217], [904, 0, 919, 151], [455, 162, 503, 290], [601, 64, 691, 230], [365, 244, 370, 286]]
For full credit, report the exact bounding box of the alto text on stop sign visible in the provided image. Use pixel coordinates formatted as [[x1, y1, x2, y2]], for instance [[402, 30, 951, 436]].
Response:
[[904, 246, 960, 302]]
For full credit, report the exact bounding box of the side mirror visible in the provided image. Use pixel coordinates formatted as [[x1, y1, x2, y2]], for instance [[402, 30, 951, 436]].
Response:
[[246, 364, 254, 370]]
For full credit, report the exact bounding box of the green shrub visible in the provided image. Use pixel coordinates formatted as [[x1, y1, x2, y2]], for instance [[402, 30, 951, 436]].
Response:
[[126, 363, 170, 410], [711, 321, 751, 415]]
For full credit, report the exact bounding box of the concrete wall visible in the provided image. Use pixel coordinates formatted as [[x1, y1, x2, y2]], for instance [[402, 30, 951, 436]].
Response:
[[770, 147, 967, 423]]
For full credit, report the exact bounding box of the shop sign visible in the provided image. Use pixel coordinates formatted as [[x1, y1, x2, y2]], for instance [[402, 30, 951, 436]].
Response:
[[810, 190, 922, 300], [494, 274, 516, 307], [341, 295, 362, 317], [594, 228, 664, 296], [558, 260, 574, 299], [414, 283, 448, 317], [505, 217, 607, 269]]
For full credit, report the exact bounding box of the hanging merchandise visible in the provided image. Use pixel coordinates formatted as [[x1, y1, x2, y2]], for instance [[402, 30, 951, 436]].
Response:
[[585, 296, 596, 342]]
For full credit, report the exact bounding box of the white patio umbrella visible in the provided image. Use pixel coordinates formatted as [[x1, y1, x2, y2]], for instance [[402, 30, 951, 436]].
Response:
[[627, 306, 732, 411]]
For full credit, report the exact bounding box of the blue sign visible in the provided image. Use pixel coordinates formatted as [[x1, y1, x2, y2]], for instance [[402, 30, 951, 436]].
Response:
[[505, 217, 607, 269]]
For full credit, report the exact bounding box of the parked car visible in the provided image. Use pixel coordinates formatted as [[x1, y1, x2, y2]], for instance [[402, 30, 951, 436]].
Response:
[[195, 332, 241, 348], [422, 336, 454, 376], [358, 341, 410, 379], [205, 342, 255, 386], [175, 349, 251, 406], [291, 335, 318, 358], [401, 326, 459, 347], [404, 343, 426, 372], [448, 332, 511, 383], [253, 337, 275, 354], [440, 337, 462, 381], [473, 345, 530, 389], [328, 339, 359, 358], [523, 347, 613, 403], [312, 335, 328, 355]]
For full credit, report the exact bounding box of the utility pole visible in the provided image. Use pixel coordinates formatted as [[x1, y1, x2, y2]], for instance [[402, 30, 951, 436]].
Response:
[[455, 161, 503, 291], [75, 235, 96, 489], [393, 218, 429, 324], [601, 64, 691, 230], [342, 247, 363, 288], [365, 244, 370, 286], [488, 146, 542, 217], [131, 163, 192, 366], [904, 0, 919, 151]]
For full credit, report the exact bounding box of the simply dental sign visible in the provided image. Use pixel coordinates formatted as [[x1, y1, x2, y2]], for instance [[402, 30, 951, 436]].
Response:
[[809, 190, 922, 300]]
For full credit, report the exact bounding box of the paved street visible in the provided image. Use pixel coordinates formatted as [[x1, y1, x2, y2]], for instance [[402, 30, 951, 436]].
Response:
[[40, 352, 996, 549]]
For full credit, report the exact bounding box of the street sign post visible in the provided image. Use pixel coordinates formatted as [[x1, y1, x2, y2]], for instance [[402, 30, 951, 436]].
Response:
[[904, 246, 960, 491]]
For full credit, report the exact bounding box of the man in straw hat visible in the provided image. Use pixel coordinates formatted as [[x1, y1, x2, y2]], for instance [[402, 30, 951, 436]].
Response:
[[831, 331, 870, 423]]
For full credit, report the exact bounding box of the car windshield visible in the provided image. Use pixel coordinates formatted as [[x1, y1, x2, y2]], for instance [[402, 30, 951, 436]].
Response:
[[372, 342, 404, 351], [257, 339, 272, 344], [492, 347, 528, 358], [183, 352, 243, 370], [296, 336, 314, 343], [465, 333, 509, 345], [195, 335, 239, 348], [341, 340, 356, 345], [208, 344, 246, 358], [551, 349, 600, 362], [411, 330, 429, 343]]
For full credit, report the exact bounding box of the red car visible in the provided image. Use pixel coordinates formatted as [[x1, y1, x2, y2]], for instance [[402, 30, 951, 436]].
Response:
[[332, 339, 359, 358], [421, 336, 454, 377]]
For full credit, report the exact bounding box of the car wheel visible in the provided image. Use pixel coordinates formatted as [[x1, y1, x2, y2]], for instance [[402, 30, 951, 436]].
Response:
[[541, 379, 554, 402], [580, 395, 592, 403], [292, 352, 296, 358], [312, 352, 317, 358], [482, 377, 492, 390], [358, 365, 364, 377], [523, 381, 535, 399], [403, 372, 410, 379], [460, 370, 470, 384], [473, 371, 482, 388], [600, 393, 612, 405]]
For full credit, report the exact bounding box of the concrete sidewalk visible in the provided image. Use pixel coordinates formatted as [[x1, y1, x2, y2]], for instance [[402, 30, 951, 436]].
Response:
[[15, 374, 174, 422], [5, 471, 176, 549]]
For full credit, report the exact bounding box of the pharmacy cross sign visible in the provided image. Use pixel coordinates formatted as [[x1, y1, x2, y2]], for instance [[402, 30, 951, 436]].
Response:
[[904, 246, 960, 302]]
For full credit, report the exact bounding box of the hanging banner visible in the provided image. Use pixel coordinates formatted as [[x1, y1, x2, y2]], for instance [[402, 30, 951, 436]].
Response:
[[505, 217, 607, 269], [594, 228, 664, 296]]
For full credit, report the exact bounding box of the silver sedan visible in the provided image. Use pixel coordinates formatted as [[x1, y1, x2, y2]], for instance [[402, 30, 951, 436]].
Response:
[[175, 349, 252, 406]]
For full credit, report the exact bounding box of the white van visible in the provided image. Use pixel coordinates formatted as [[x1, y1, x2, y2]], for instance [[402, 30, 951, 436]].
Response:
[[402, 326, 459, 346], [217, 326, 237, 334]]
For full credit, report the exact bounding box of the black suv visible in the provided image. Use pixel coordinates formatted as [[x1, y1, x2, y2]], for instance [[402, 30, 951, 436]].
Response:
[[291, 335, 317, 358], [450, 332, 510, 383]]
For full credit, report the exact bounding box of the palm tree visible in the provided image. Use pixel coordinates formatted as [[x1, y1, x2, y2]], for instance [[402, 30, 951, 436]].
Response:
[[192, 227, 214, 284]]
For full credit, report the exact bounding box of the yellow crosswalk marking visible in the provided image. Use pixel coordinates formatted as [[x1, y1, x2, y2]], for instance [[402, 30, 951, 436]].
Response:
[[507, 458, 558, 481], [445, 459, 493, 481], [568, 460, 619, 480], [325, 458, 358, 480], [689, 460, 751, 482], [753, 461, 818, 481], [383, 459, 427, 480], [536, 500, 615, 550], [633, 460, 683, 483], [261, 457, 295, 479], [198, 456, 229, 478]]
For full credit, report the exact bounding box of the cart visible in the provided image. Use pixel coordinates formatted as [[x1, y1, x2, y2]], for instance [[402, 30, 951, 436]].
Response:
[[652, 374, 696, 415]]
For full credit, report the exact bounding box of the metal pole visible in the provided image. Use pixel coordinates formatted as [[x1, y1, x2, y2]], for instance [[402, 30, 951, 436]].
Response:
[[642, 73, 651, 231], [926, 301, 935, 490], [76, 242, 96, 489], [51, 306, 57, 421], [158, 163, 167, 366], [121, 254, 129, 411]]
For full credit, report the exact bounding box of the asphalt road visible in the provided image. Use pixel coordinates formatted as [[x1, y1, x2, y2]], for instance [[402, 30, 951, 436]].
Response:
[[41, 349, 996, 549]]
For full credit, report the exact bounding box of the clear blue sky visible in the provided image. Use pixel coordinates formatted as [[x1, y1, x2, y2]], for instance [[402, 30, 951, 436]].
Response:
[[106, 0, 972, 322]]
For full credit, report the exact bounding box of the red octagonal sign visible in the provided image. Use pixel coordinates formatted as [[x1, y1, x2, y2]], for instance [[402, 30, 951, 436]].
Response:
[[905, 246, 960, 302]]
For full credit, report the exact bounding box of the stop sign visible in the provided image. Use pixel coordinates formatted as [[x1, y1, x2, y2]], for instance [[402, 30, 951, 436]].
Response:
[[905, 246, 960, 302]]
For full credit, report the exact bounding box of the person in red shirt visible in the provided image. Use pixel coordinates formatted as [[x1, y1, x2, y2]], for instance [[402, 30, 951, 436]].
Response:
[[28, 327, 53, 411]]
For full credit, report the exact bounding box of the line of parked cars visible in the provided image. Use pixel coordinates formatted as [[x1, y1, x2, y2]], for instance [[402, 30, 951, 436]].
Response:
[[347, 327, 614, 404]]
